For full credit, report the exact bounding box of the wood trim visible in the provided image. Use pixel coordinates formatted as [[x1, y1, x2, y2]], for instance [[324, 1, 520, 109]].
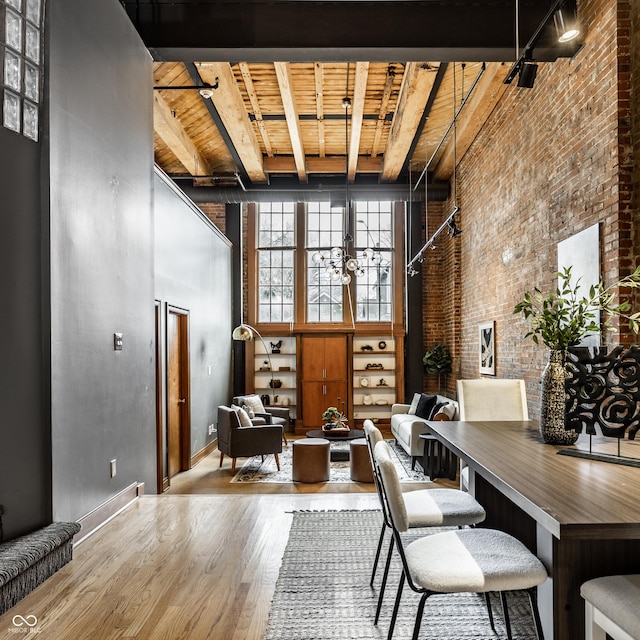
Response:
[[155, 301, 164, 494], [76, 482, 141, 545], [191, 439, 218, 467]]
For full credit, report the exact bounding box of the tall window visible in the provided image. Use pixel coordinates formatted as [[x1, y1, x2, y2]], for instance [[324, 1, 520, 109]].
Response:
[[257, 202, 295, 323], [306, 203, 345, 322], [354, 201, 393, 321]]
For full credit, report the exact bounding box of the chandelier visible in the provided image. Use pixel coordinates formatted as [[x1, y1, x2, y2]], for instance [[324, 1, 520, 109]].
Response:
[[311, 246, 381, 285]]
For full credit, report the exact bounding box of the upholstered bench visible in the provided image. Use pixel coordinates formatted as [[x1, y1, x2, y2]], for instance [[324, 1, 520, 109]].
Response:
[[581, 574, 640, 640], [0, 521, 81, 614], [292, 438, 330, 483]]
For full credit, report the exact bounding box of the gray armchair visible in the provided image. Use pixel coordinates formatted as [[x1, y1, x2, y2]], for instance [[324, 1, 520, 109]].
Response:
[[217, 406, 283, 475], [233, 394, 290, 444]]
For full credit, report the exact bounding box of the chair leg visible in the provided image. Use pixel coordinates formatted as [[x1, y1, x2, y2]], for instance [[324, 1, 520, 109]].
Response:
[[219, 452, 224, 467], [387, 569, 405, 640], [412, 593, 430, 640], [500, 592, 512, 640], [274, 453, 281, 471], [527, 587, 545, 640], [231, 458, 237, 474], [375, 535, 395, 625], [484, 592, 495, 631], [282, 432, 288, 445], [370, 522, 387, 587]]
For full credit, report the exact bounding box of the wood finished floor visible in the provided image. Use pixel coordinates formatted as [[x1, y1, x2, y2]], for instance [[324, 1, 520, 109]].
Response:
[[0, 441, 453, 640]]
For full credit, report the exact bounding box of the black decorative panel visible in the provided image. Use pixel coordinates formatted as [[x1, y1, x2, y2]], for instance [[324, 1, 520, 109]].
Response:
[[565, 346, 640, 440]]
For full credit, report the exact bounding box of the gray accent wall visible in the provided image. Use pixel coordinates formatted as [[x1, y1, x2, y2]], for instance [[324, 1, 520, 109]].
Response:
[[154, 169, 233, 470], [48, 0, 156, 521]]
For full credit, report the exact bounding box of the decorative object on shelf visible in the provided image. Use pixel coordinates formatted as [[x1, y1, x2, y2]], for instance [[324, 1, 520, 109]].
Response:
[[278, 366, 291, 372], [376, 378, 388, 387], [375, 399, 388, 405], [378, 340, 387, 350], [359, 377, 369, 387], [478, 321, 496, 376], [365, 363, 384, 370], [514, 265, 640, 444], [232, 323, 277, 402], [269, 379, 282, 389], [280, 396, 290, 407], [322, 406, 348, 431], [270, 340, 282, 354], [261, 394, 270, 406], [360, 344, 373, 351], [363, 394, 373, 405], [259, 360, 271, 372]]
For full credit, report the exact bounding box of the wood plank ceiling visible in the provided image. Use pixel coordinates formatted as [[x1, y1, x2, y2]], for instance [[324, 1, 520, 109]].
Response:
[[153, 59, 510, 196]]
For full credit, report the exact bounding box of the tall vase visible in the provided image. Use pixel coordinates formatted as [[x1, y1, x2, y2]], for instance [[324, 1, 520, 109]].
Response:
[[540, 349, 579, 445]]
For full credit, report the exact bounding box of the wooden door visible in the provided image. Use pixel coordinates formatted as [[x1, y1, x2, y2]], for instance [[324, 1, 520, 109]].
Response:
[[167, 308, 190, 479]]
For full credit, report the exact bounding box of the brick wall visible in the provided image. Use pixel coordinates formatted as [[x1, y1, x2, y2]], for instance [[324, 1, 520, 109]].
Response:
[[420, 0, 638, 417], [197, 203, 226, 235]]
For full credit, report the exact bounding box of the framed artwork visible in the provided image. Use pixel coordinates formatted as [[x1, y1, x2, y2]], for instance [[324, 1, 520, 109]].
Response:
[[479, 321, 495, 375]]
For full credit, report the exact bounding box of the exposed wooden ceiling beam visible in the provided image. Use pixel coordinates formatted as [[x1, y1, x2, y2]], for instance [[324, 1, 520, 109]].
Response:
[[274, 61, 308, 183], [153, 91, 212, 177], [433, 62, 508, 180], [238, 62, 274, 158], [197, 62, 268, 184], [347, 62, 369, 181], [314, 63, 326, 158], [371, 65, 398, 158], [381, 62, 438, 182]]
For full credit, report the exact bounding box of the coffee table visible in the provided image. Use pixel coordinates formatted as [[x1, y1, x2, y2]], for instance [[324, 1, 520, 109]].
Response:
[[305, 428, 364, 461]]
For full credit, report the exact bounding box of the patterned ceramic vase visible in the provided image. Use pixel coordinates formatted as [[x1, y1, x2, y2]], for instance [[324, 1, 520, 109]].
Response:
[[540, 349, 579, 444]]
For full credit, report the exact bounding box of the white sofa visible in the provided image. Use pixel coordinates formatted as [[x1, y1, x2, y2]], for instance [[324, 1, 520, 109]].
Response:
[[390, 394, 459, 469]]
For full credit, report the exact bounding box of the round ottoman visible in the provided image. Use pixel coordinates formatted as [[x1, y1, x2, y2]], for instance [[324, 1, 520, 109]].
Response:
[[350, 437, 374, 482], [292, 438, 330, 483]]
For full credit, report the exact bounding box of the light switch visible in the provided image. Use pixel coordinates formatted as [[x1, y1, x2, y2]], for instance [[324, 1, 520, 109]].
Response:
[[114, 333, 123, 351]]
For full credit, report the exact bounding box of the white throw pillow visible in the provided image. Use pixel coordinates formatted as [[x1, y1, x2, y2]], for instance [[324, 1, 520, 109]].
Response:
[[231, 404, 253, 427], [408, 393, 421, 415], [435, 402, 456, 420], [243, 395, 266, 414], [242, 404, 255, 419]]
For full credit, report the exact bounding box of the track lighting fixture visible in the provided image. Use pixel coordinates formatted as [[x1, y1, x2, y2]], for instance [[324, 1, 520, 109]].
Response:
[[517, 60, 538, 89], [554, 7, 580, 43], [447, 215, 462, 237]]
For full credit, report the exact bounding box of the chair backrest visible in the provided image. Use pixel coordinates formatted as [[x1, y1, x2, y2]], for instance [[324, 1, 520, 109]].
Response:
[[217, 406, 241, 454], [457, 378, 528, 421], [374, 440, 409, 532], [363, 420, 383, 467]]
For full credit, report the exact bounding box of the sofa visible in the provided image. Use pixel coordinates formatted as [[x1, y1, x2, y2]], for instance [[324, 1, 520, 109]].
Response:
[[391, 393, 459, 470]]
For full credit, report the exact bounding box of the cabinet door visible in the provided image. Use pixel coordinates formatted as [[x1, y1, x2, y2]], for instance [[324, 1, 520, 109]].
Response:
[[323, 336, 348, 381], [301, 380, 349, 428], [301, 336, 326, 381]]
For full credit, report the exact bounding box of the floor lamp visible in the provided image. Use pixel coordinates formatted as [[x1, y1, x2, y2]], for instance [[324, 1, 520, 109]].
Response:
[[232, 323, 274, 403]]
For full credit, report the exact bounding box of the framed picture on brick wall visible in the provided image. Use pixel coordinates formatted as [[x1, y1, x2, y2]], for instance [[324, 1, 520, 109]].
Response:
[[479, 321, 495, 375]]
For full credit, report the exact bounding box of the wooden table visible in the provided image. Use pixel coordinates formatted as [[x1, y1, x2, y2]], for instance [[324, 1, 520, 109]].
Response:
[[425, 420, 640, 640]]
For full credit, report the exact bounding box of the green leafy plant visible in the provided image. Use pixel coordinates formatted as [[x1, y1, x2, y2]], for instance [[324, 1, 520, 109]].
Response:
[[422, 344, 452, 374], [322, 406, 346, 426], [513, 266, 640, 349]]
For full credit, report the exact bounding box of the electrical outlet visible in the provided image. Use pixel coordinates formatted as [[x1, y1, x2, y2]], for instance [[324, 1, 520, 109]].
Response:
[[110, 459, 117, 478]]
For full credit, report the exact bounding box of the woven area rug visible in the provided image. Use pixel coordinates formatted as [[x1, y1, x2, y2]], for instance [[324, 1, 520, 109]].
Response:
[[264, 510, 539, 640], [231, 440, 427, 483]]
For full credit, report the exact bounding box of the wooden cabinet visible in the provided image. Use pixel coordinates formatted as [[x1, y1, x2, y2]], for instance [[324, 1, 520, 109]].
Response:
[[300, 335, 348, 428]]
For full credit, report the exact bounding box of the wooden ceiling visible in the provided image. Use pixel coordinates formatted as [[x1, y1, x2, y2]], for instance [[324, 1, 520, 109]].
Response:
[[153, 59, 510, 196]]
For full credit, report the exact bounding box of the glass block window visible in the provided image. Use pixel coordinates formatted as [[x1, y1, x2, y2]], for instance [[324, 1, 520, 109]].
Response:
[[354, 201, 393, 322], [257, 202, 296, 323], [1, 0, 44, 141], [306, 202, 346, 322]]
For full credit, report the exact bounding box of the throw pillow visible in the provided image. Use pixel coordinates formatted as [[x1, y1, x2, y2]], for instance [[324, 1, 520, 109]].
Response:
[[233, 405, 253, 427], [408, 393, 422, 415], [243, 395, 266, 414], [242, 404, 255, 419], [428, 401, 446, 420], [414, 393, 438, 419], [436, 402, 457, 420]]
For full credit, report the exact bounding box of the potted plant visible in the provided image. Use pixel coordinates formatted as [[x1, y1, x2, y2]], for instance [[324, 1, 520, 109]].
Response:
[[513, 265, 640, 443], [423, 343, 452, 395]]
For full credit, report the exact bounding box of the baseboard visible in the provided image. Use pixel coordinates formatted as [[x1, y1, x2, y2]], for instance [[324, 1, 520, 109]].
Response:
[[75, 482, 142, 545], [191, 439, 217, 467]]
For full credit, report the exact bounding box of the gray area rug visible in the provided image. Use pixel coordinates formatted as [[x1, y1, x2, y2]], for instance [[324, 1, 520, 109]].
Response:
[[231, 440, 427, 484], [264, 510, 538, 640]]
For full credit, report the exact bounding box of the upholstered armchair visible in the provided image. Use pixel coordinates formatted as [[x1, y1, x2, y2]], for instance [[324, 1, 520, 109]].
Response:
[[232, 394, 290, 444], [217, 406, 283, 475]]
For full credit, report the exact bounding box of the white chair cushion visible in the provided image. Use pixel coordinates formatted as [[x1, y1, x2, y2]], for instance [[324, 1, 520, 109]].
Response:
[[406, 528, 548, 593], [242, 394, 266, 414], [231, 404, 252, 427], [581, 575, 640, 638], [404, 488, 485, 528]]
